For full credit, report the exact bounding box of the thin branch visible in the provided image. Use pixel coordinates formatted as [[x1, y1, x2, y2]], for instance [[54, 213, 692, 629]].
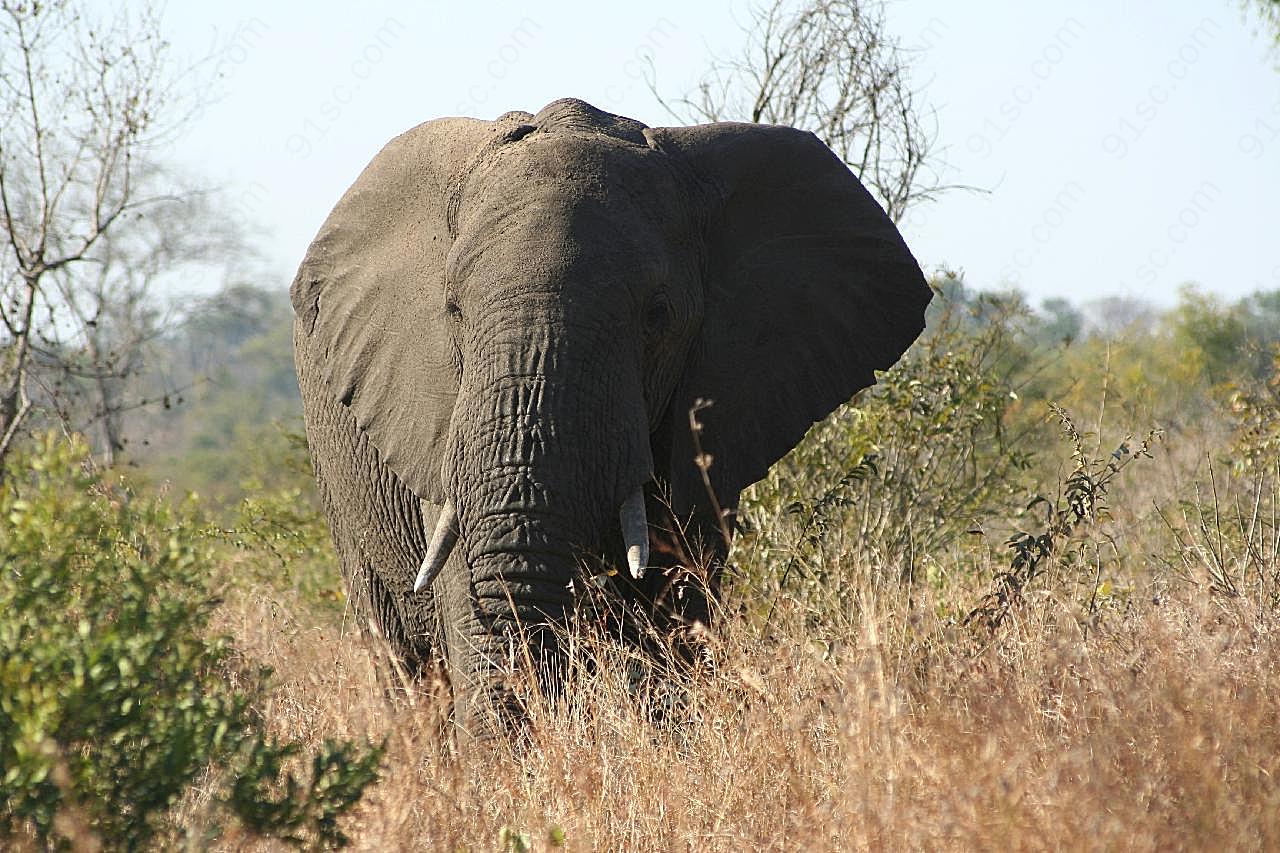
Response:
[[0, 1, 225, 471], [649, 0, 948, 220], [12, 7, 51, 261]]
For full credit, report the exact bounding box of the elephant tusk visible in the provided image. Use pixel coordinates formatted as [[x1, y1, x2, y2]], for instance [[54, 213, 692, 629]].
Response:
[[414, 499, 458, 593], [620, 488, 649, 580]]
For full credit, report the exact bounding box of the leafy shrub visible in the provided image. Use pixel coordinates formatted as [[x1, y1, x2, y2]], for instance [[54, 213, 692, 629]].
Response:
[[965, 405, 1161, 632], [0, 434, 381, 849], [228, 426, 345, 610], [1227, 347, 1280, 471], [734, 292, 1040, 608]]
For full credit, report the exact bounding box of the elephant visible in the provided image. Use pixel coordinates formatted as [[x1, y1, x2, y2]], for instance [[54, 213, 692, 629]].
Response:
[[291, 97, 931, 729]]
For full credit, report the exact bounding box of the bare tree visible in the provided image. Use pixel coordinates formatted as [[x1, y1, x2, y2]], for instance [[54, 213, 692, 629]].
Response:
[[46, 181, 236, 465], [0, 1, 212, 469], [651, 0, 947, 221]]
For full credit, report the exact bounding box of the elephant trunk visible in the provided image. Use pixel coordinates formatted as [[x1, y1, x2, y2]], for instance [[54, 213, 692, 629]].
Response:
[[446, 449, 606, 722], [459, 514, 581, 707], [440, 323, 652, 720]]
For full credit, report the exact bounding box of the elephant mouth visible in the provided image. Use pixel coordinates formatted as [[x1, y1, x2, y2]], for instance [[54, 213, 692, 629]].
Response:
[[413, 484, 650, 592]]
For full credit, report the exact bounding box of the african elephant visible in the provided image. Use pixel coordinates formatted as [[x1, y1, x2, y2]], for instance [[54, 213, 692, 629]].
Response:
[[291, 98, 931, 727]]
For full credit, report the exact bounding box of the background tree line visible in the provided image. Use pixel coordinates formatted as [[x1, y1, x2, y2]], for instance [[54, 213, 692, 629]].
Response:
[[103, 276, 1279, 504]]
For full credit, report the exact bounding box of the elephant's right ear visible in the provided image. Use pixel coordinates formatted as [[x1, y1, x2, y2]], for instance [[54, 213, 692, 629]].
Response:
[[650, 122, 933, 519], [291, 116, 519, 502]]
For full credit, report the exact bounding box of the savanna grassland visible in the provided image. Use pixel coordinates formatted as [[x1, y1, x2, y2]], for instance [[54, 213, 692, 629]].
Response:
[[5, 283, 1280, 850]]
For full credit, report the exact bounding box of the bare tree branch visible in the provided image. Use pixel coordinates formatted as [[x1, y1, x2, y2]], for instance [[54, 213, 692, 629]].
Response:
[[0, 0, 225, 470], [649, 0, 954, 221]]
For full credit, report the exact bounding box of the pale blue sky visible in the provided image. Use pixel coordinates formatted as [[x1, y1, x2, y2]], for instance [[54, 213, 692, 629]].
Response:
[[151, 1, 1280, 307]]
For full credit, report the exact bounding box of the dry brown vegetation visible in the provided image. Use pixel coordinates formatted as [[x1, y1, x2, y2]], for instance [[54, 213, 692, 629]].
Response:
[[163, 294, 1280, 851], [9, 292, 1280, 849], [204, 465, 1280, 850], [204, 568, 1280, 850]]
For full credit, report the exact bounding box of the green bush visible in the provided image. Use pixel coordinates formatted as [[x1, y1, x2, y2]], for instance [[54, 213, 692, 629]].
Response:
[[0, 434, 381, 849], [1227, 347, 1280, 471], [734, 292, 1040, 610], [965, 405, 1161, 632], [227, 426, 346, 611]]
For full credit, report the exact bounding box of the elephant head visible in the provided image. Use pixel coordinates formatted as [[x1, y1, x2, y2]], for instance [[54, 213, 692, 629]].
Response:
[[291, 98, 930, 722]]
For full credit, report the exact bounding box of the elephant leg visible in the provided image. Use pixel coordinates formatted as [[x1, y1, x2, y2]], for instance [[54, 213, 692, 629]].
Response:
[[295, 329, 438, 674], [345, 553, 420, 670]]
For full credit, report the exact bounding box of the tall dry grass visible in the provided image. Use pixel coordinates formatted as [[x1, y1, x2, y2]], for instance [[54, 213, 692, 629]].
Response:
[[186, 310, 1280, 850], [205, 525, 1280, 850]]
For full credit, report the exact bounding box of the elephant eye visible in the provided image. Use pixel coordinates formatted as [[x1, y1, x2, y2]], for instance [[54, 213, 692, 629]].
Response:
[[444, 298, 462, 320], [644, 295, 671, 334]]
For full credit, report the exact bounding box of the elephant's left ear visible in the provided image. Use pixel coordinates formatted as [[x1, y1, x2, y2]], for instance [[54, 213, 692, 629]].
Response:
[[651, 122, 933, 516]]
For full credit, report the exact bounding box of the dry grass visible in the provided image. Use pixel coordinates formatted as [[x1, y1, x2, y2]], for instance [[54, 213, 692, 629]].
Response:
[[177, 387, 1280, 851], [202, 541, 1280, 851]]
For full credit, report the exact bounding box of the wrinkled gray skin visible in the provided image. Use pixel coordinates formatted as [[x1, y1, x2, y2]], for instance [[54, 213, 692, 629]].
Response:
[[292, 98, 931, 729]]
